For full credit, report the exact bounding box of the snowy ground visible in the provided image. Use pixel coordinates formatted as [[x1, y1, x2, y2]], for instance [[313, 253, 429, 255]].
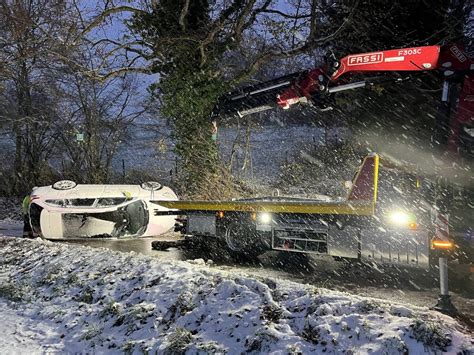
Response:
[[0, 197, 22, 221], [0, 236, 472, 354]]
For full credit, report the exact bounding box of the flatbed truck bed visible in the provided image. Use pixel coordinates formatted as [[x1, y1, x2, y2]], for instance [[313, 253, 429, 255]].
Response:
[[151, 154, 432, 268], [155, 199, 375, 215]]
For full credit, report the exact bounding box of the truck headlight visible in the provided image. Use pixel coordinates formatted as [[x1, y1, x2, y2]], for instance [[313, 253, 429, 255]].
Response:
[[258, 212, 272, 224], [387, 210, 417, 229], [389, 211, 409, 225]]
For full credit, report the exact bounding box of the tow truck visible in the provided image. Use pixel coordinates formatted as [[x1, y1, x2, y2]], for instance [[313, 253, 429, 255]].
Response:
[[153, 43, 473, 270]]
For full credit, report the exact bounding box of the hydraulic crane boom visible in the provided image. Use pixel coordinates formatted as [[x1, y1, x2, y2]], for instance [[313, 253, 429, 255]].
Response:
[[214, 44, 473, 121]]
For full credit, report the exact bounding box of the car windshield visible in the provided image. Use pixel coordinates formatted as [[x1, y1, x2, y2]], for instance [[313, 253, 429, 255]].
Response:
[[45, 197, 129, 208], [61, 200, 149, 238]]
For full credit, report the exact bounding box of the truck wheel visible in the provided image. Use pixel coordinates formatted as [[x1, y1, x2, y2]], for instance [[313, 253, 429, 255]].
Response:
[[182, 235, 229, 261], [224, 222, 264, 260], [52, 180, 77, 190]]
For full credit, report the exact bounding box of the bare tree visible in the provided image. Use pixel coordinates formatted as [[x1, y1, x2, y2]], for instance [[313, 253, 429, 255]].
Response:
[[0, 0, 82, 192], [0, 0, 150, 192], [57, 45, 147, 183]]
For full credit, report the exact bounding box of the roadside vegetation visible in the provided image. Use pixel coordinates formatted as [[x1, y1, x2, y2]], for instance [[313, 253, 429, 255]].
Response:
[[0, 1, 466, 199]]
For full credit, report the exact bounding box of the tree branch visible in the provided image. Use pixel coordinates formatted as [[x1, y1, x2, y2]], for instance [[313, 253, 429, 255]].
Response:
[[259, 8, 311, 19], [94, 66, 152, 82], [90, 38, 152, 59], [234, 0, 258, 43], [78, 5, 146, 39], [199, 0, 247, 65], [308, 0, 318, 42], [179, 0, 191, 32], [313, 0, 360, 44], [234, 0, 361, 83]]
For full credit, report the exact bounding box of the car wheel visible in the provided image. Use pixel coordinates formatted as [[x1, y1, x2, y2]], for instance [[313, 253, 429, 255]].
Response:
[[141, 181, 163, 191], [52, 180, 77, 190]]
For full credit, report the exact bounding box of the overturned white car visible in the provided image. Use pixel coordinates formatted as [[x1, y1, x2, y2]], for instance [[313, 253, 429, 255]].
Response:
[[27, 181, 178, 240]]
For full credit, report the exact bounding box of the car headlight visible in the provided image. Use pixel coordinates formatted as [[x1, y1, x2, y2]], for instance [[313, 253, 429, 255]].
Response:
[[387, 210, 417, 229], [258, 212, 272, 224]]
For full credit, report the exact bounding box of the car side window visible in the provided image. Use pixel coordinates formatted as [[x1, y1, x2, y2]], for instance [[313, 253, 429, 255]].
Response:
[[66, 198, 96, 207], [96, 198, 127, 207], [45, 199, 66, 207]]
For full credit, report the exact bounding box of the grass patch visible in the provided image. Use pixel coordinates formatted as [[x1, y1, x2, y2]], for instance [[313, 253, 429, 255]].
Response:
[[245, 329, 278, 353], [382, 336, 409, 355], [356, 299, 381, 314], [79, 285, 94, 304], [410, 319, 452, 352], [113, 303, 155, 332], [196, 340, 227, 354], [176, 290, 195, 315], [66, 273, 80, 285], [122, 340, 135, 354], [260, 304, 283, 323], [0, 280, 33, 302], [100, 301, 121, 318], [38, 264, 64, 285], [164, 327, 193, 354], [81, 323, 103, 341], [301, 323, 320, 345]]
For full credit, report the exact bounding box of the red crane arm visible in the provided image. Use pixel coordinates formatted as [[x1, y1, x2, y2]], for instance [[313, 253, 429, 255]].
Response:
[[276, 46, 442, 110], [275, 44, 473, 156], [331, 46, 440, 81], [213, 44, 474, 139]]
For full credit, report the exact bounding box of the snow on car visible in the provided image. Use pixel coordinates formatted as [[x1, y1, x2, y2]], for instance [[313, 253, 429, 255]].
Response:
[[27, 180, 178, 239]]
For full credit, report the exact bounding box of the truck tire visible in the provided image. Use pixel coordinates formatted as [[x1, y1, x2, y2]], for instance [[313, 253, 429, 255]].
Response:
[[182, 235, 230, 261], [224, 222, 265, 260]]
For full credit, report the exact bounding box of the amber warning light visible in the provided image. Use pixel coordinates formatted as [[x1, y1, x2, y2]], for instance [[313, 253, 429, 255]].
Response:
[[431, 238, 454, 250], [408, 222, 417, 230]]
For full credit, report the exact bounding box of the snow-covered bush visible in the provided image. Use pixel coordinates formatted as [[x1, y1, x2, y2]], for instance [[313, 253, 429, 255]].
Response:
[[410, 319, 452, 352], [163, 327, 193, 354]]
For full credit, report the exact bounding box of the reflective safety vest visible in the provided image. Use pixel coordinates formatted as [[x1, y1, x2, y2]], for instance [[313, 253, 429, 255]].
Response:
[[22, 195, 30, 215]]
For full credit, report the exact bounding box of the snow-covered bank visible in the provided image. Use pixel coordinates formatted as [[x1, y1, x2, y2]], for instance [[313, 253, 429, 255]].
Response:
[[0, 237, 472, 354], [0, 197, 22, 221]]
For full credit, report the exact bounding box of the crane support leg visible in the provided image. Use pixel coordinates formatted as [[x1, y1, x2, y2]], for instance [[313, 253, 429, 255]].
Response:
[[433, 255, 457, 315]]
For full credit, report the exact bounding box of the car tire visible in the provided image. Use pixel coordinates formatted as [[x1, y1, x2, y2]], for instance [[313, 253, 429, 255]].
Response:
[[52, 180, 77, 190], [140, 181, 163, 191]]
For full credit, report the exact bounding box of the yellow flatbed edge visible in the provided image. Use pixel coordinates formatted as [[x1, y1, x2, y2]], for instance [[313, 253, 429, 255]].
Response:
[[154, 153, 379, 216], [154, 200, 375, 215]]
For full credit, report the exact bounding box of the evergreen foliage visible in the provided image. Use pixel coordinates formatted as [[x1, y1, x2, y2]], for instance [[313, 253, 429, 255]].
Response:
[[130, 0, 230, 196]]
